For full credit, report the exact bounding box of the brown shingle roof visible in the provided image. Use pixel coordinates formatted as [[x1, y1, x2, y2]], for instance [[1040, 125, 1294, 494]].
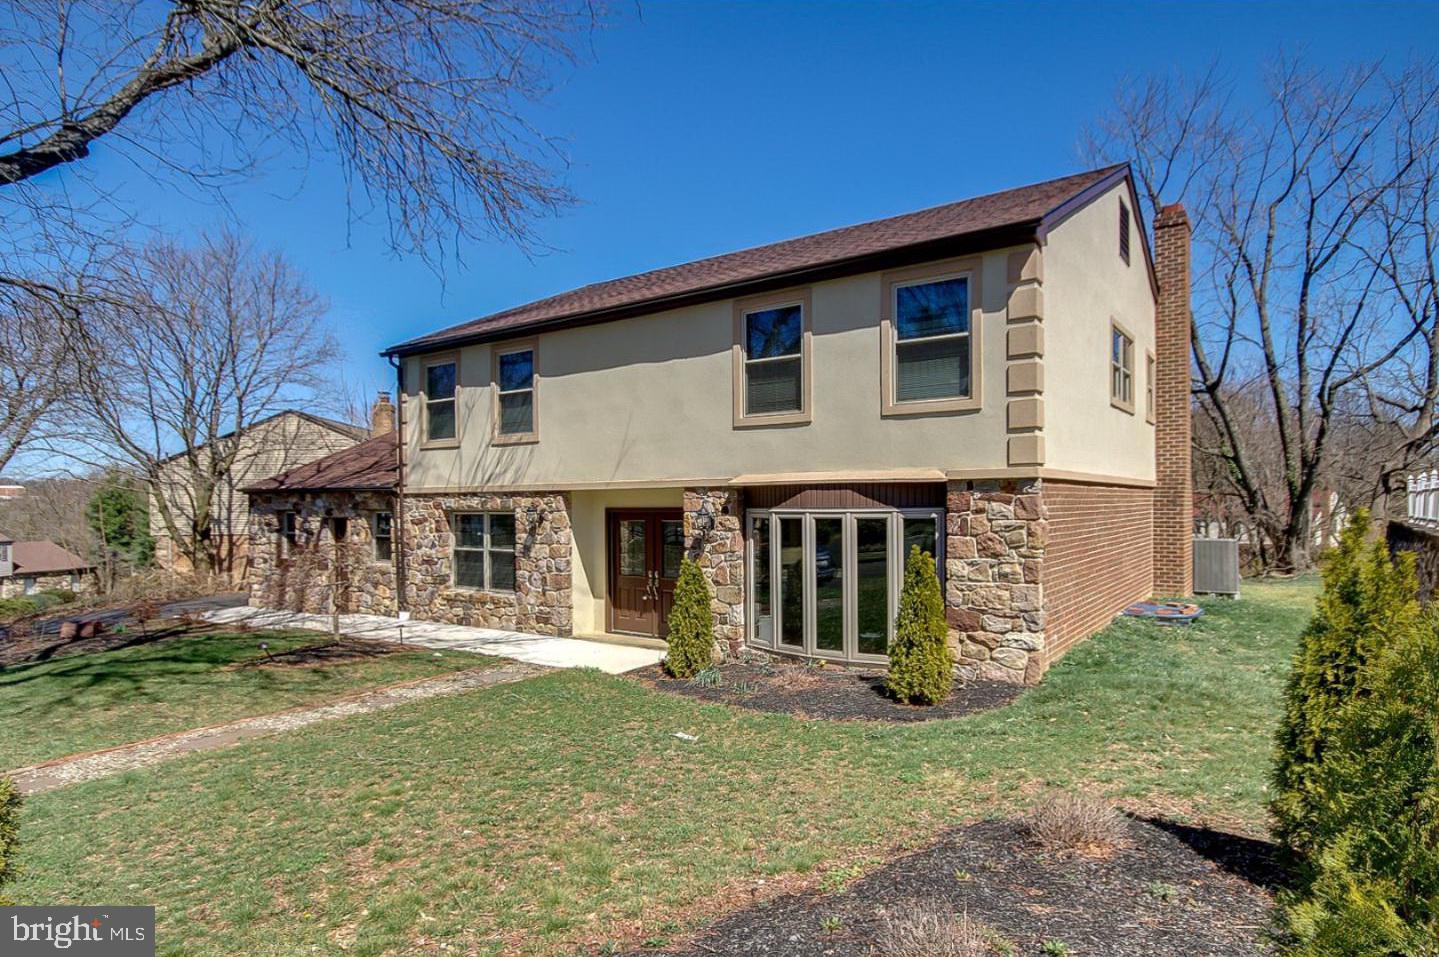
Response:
[[243, 432, 398, 493], [386, 164, 1137, 356], [9, 540, 92, 576]]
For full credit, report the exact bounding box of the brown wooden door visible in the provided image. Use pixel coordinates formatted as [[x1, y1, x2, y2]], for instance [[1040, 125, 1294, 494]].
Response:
[[608, 509, 684, 639]]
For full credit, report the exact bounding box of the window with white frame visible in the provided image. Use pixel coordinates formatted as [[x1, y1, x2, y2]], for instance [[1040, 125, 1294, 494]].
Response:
[[425, 358, 458, 442], [373, 511, 393, 562], [742, 303, 805, 416], [452, 512, 516, 592], [893, 275, 972, 403], [495, 346, 536, 439], [1111, 322, 1135, 412]]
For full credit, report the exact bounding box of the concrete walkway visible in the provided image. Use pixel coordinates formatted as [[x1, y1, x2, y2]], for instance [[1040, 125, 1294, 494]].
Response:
[[202, 606, 666, 674], [11, 663, 545, 795]]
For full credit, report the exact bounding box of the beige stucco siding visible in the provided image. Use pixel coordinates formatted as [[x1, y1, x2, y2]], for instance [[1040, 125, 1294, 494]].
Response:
[[405, 248, 1027, 491], [1041, 183, 1158, 480]]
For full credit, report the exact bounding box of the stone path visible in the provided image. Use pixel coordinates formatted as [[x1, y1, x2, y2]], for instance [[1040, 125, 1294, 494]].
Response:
[[202, 605, 666, 674], [10, 662, 544, 795]]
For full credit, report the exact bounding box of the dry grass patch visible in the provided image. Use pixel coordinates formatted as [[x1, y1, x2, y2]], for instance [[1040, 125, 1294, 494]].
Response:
[[878, 901, 1011, 957], [1022, 793, 1130, 858]]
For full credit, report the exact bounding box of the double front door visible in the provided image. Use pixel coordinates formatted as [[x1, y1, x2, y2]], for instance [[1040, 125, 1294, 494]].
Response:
[[608, 509, 685, 639]]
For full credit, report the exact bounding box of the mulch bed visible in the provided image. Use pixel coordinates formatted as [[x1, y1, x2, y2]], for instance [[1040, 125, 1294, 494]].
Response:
[[633, 659, 1024, 721], [0, 619, 205, 668], [625, 816, 1281, 956], [229, 638, 403, 669]]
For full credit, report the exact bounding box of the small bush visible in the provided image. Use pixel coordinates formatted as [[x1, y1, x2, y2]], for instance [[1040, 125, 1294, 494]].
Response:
[[0, 597, 41, 621], [877, 901, 1007, 957], [1272, 510, 1420, 860], [0, 776, 21, 906], [1277, 606, 1439, 955], [886, 545, 954, 705], [664, 557, 715, 679], [1023, 793, 1130, 857], [39, 588, 78, 604]]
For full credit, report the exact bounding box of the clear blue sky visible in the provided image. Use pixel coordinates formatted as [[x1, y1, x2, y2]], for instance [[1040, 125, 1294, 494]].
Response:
[[71, 1, 1439, 393]]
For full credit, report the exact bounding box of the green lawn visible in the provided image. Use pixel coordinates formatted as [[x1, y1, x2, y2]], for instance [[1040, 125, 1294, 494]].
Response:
[[9, 579, 1313, 956], [1, 631, 494, 769]]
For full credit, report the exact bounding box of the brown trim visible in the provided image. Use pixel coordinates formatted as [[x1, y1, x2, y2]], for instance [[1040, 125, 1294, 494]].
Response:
[[746, 482, 945, 510], [491, 337, 540, 445], [385, 223, 1039, 357], [731, 287, 814, 428], [880, 256, 984, 417], [1145, 348, 1156, 425]]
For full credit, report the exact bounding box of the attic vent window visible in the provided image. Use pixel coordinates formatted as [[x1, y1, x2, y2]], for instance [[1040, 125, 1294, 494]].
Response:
[[1119, 201, 1132, 265]]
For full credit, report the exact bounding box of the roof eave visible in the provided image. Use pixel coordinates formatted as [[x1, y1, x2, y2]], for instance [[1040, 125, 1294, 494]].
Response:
[[381, 221, 1041, 358]]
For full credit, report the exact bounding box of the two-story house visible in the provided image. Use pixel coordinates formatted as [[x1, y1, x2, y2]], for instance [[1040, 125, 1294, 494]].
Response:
[[246, 165, 1193, 685]]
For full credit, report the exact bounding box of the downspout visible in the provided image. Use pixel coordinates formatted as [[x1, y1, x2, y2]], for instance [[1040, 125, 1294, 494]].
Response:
[[388, 354, 409, 614]]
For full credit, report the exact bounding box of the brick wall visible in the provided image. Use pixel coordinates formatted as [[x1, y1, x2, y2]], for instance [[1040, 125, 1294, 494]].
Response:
[[1153, 204, 1194, 596], [1043, 480, 1154, 662]]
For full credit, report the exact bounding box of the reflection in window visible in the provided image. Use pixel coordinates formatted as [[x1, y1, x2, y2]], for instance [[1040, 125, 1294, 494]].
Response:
[[497, 348, 535, 436], [426, 360, 457, 440], [744, 304, 803, 415], [661, 520, 684, 579], [751, 515, 772, 646], [856, 518, 890, 656], [619, 520, 646, 577], [814, 518, 844, 652], [894, 277, 970, 402], [778, 516, 804, 648]]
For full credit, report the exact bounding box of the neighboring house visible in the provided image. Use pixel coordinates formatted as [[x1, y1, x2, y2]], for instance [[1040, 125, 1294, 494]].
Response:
[[0, 530, 94, 598], [151, 405, 384, 579], [0, 480, 24, 500], [247, 164, 1194, 685]]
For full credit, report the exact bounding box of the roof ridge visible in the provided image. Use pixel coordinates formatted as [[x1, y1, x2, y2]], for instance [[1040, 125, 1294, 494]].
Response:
[[386, 164, 1132, 355]]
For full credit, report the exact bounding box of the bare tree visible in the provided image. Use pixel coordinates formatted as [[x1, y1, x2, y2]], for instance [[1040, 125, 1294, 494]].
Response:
[[68, 230, 338, 574], [1089, 59, 1439, 571], [0, 0, 594, 260]]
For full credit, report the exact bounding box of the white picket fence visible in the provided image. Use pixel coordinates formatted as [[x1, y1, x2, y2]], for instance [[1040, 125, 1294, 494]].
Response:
[[1407, 470, 1439, 526]]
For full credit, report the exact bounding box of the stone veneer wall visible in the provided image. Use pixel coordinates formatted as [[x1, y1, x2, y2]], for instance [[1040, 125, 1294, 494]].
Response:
[[944, 479, 1048, 685], [402, 492, 573, 637], [683, 487, 745, 657], [0, 570, 95, 600], [1042, 481, 1154, 662], [248, 490, 398, 616]]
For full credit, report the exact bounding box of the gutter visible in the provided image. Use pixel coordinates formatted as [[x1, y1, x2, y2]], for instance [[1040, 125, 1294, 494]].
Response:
[[388, 354, 408, 614]]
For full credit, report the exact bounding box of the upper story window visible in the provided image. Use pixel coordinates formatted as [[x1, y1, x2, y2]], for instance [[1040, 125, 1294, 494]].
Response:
[[881, 258, 982, 416], [494, 342, 538, 443], [1119, 201, 1131, 265], [425, 357, 458, 443], [732, 289, 812, 427], [452, 512, 516, 592], [1111, 321, 1135, 413]]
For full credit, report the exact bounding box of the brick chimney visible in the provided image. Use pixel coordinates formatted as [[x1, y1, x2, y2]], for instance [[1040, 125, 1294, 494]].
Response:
[[370, 391, 396, 437], [1153, 204, 1193, 596]]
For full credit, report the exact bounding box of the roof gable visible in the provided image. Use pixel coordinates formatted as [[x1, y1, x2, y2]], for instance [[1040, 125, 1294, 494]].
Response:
[[243, 432, 399, 493]]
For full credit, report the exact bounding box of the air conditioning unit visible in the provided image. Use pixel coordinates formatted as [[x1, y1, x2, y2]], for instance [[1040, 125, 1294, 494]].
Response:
[[1193, 537, 1241, 596]]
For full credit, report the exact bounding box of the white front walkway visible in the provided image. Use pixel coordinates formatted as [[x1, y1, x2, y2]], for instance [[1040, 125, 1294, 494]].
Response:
[[202, 606, 666, 675]]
